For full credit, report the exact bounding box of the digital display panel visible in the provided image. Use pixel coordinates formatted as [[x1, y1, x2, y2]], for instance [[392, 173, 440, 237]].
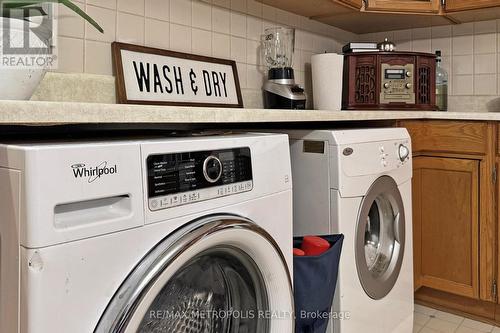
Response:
[[385, 69, 405, 79], [147, 147, 252, 198]]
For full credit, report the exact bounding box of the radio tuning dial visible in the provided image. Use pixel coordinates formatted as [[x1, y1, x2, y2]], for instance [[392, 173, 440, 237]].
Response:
[[406, 71, 412, 77], [405, 83, 412, 89], [203, 156, 223, 183], [383, 82, 391, 89]]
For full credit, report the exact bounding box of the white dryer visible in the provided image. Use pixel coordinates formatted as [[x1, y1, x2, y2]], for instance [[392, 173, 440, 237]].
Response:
[[287, 128, 413, 333], [0, 133, 294, 333]]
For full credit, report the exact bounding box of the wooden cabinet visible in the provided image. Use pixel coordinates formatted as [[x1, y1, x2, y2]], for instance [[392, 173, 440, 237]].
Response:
[[366, 0, 441, 13], [496, 124, 500, 307], [400, 120, 497, 306], [336, 0, 362, 9], [395, 120, 500, 323], [260, 0, 500, 33], [413, 156, 479, 298], [258, 0, 352, 18], [445, 0, 500, 12]]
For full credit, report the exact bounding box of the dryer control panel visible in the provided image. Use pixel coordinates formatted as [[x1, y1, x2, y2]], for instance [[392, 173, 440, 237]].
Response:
[[147, 147, 253, 210]]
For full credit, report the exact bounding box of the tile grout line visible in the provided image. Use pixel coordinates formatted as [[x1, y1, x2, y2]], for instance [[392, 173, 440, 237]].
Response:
[[143, 0, 146, 46], [83, 0, 87, 73]]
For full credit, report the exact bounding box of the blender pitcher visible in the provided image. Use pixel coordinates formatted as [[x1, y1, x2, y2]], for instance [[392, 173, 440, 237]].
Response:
[[263, 27, 294, 70], [262, 27, 306, 109]]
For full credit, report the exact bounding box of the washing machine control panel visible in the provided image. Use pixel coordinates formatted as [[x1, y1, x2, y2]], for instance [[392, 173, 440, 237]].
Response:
[[375, 140, 411, 169], [147, 147, 253, 210]]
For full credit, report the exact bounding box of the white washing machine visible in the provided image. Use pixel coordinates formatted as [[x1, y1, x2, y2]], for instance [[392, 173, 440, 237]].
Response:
[[287, 128, 413, 333], [0, 133, 294, 333]]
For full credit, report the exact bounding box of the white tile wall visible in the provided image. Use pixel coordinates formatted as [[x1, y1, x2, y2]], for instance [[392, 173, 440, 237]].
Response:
[[362, 19, 500, 111], [58, 37, 84, 72], [170, 0, 192, 26], [85, 40, 113, 75], [59, 2, 85, 38], [212, 32, 230, 58], [192, 28, 212, 55], [85, 4, 116, 42], [55, 0, 355, 108], [145, 0, 170, 20], [54, 1, 500, 110], [145, 18, 170, 49], [116, 12, 145, 44], [169, 23, 192, 52], [117, 0, 145, 15], [87, 0, 115, 9]]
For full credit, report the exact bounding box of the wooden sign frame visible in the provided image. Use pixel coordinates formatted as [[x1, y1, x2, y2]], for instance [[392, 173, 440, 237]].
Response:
[[112, 42, 244, 108]]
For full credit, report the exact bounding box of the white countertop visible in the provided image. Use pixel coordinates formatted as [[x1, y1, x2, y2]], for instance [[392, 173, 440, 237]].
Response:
[[2, 100, 500, 125]]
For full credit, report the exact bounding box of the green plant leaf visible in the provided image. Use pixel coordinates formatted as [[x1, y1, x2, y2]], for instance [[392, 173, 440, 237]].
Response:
[[1, 0, 103, 33], [59, 0, 103, 33]]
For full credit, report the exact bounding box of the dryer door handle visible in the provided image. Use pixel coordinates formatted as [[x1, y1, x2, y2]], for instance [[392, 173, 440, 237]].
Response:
[[394, 213, 401, 243]]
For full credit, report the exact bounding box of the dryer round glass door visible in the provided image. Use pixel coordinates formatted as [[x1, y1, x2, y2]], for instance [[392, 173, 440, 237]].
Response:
[[94, 215, 293, 333], [355, 176, 405, 300]]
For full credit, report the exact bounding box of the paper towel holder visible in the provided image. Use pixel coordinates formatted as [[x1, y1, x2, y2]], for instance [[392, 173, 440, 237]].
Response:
[[311, 53, 344, 111]]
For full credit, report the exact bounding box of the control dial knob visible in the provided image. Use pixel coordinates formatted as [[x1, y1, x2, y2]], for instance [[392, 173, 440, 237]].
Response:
[[383, 82, 391, 89], [398, 144, 410, 162], [203, 156, 223, 183]]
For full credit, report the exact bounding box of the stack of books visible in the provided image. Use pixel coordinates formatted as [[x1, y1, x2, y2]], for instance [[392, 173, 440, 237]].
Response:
[[342, 42, 379, 54]]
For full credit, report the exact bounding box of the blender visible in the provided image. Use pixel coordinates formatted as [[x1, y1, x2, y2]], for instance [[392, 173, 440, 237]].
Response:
[[262, 27, 306, 109]]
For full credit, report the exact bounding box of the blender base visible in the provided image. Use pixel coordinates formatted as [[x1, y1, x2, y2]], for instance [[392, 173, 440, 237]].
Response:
[[264, 90, 306, 109], [263, 67, 307, 109]]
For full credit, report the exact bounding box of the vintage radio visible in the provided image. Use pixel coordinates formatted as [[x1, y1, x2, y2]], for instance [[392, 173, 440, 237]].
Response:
[[342, 52, 437, 110]]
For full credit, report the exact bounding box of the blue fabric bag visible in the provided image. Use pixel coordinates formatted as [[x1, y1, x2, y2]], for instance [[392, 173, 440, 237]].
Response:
[[293, 234, 344, 333]]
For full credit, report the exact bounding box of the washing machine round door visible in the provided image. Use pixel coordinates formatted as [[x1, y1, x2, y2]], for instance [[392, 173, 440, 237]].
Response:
[[355, 176, 406, 300], [94, 215, 293, 333]]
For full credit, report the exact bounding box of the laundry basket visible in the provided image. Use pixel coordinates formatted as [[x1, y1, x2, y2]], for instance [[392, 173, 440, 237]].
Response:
[[293, 234, 344, 333]]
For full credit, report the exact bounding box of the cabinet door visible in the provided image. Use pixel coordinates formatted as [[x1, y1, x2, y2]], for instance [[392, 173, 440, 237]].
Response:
[[413, 156, 480, 299], [366, 0, 441, 13], [446, 0, 500, 12]]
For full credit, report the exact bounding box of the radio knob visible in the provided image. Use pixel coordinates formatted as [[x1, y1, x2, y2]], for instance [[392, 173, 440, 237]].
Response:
[[406, 71, 412, 77], [203, 156, 223, 183], [405, 83, 412, 89], [383, 82, 391, 89]]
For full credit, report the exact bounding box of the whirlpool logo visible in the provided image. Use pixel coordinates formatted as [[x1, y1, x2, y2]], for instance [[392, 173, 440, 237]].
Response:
[[71, 162, 117, 183]]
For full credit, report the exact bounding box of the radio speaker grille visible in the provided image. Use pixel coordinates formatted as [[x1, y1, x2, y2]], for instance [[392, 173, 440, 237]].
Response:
[[355, 65, 376, 104], [418, 66, 431, 105]]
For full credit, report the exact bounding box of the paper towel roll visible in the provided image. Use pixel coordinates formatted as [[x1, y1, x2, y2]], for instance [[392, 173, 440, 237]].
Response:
[[311, 53, 344, 111]]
